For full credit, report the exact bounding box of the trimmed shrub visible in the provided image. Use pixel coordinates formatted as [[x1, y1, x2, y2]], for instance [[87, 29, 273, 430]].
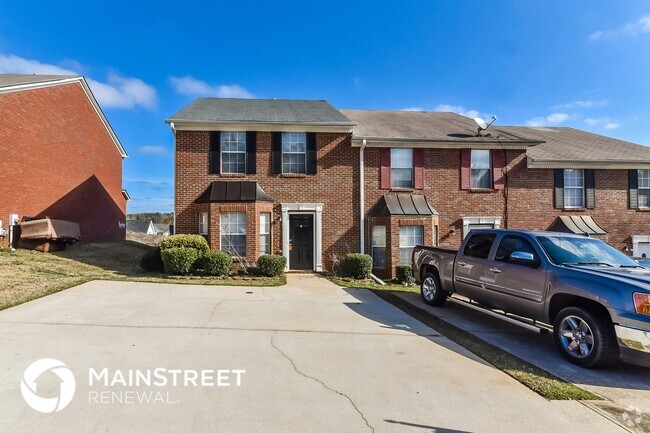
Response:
[[342, 253, 373, 279], [396, 265, 415, 286], [257, 255, 287, 277], [200, 251, 232, 276], [140, 247, 164, 272], [161, 247, 199, 275], [160, 234, 209, 255]]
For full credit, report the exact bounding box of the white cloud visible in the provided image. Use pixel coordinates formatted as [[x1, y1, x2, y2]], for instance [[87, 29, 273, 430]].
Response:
[[401, 104, 481, 118], [169, 76, 254, 98], [584, 117, 620, 129], [525, 113, 569, 126], [400, 107, 426, 112], [589, 14, 650, 40], [552, 99, 607, 109], [0, 53, 157, 109], [138, 145, 169, 156]]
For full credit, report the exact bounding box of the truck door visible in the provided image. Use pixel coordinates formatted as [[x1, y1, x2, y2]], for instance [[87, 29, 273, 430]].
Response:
[[454, 232, 496, 304], [484, 234, 547, 319]]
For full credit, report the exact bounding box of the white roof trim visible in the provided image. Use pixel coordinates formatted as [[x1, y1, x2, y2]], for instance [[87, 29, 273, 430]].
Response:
[[527, 156, 650, 169], [353, 138, 535, 149], [170, 121, 353, 133], [0, 76, 128, 158]]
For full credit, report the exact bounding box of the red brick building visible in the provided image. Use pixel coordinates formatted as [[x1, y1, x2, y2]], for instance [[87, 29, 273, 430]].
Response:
[[168, 99, 650, 278], [0, 74, 128, 246]]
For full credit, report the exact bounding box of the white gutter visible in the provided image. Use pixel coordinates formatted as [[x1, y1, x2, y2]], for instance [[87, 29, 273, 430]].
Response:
[[360, 139, 366, 254], [170, 122, 177, 234]]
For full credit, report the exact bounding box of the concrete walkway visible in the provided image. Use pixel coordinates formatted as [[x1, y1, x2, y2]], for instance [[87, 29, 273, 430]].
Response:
[[0, 275, 629, 433]]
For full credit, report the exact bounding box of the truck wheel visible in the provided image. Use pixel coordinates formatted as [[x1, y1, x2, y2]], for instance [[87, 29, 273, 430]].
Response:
[[553, 306, 618, 368], [420, 273, 448, 306]]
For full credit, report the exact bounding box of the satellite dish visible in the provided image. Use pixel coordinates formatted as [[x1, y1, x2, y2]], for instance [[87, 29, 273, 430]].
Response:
[[474, 115, 497, 137]]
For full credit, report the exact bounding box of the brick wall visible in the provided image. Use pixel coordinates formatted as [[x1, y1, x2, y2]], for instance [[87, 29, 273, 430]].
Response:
[[175, 130, 359, 271], [0, 83, 126, 246]]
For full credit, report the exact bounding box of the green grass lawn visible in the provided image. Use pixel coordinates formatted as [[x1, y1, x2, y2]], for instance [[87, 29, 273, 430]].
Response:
[[0, 241, 285, 311]]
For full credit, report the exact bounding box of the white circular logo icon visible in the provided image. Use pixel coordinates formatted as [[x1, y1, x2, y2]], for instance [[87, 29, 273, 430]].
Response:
[[21, 359, 75, 413]]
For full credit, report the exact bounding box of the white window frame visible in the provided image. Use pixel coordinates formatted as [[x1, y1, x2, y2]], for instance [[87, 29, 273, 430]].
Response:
[[462, 216, 502, 238], [198, 212, 208, 235], [563, 169, 585, 208], [390, 148, 413, 188], [639, 169, 650, 208], [282, 132, 307, 174], [371, 225, 386, 269], [220, 212, 247, 257], [470, 149, 492, 189], [221, 132, 247, 174], [260, 212, 271, 256], [399, 225, 423, 265]]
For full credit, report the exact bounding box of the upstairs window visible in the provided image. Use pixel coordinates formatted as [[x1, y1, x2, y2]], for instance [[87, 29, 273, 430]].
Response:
[[282, 133, 307, 174], [470, 150, 492, 189], [563, 169, 584, 208], [639, 170, 650, 208], [391, 148, 413, 188], [221, 212, 246, 257], [221, 132, 247, 174]]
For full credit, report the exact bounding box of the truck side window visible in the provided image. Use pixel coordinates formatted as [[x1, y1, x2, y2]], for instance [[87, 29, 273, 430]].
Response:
[[495, 235, 537, 263], [462, 234, 496, 259]]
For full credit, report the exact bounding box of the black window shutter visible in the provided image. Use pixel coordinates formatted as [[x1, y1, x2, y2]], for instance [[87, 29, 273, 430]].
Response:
[[585, 169, 596, 209], [246, 131, 256, 174], [306, 132, 317, 174], [209, 131, 221, 174], [629, 169, 639, 209], [271, 132, 282, 174], [554, 169, 564, 209]]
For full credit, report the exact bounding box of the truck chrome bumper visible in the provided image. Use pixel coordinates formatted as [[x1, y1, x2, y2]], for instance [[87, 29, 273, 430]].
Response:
[[615, 324, 650, 353]]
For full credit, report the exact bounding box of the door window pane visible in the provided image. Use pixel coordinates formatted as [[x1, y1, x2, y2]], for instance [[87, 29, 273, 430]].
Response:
[[282, 133, 307, 174], [260, 213, 271, 256], [221, 212, 246, 256], [221, 132, 246, 174], [399, 225, 423, 264], [371, 225, 386, 268], [462, 233, 496, 259], [391, 148, 413, 188], [470, 150, 492, 189], [563, 169, 584, 208]]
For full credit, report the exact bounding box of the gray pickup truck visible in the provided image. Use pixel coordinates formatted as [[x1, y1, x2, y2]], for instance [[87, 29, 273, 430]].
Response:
[[412, 229, 650, 368]]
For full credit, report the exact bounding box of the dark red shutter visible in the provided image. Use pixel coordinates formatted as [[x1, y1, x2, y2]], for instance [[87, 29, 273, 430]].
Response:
[[414, 148, 424, 189], [460, 149, 471, 190], [380, 148, 391, 189], [492, 149, 505, 190]]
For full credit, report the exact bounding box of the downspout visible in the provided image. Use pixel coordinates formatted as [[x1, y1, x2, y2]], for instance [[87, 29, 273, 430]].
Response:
[[360, 139, 366, 254], [360, 139, 386, 285], [170, 122, 177, 234]]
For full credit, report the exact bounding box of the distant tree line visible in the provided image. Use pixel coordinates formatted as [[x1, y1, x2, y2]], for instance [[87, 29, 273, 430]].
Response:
[[127, 212, 174, 225]]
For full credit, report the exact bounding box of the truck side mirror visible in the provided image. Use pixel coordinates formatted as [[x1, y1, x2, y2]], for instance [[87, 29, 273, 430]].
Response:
[[510, 251, 538, 267]]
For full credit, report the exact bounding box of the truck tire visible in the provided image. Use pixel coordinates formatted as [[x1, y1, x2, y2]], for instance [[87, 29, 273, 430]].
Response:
[[420, 272, 448, 306], [553, 306, 619, 368]]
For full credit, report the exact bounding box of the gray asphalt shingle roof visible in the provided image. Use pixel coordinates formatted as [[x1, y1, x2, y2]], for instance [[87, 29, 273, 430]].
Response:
[[339, 109, 538, 143], [0, 74, 78, 88], [501, 126, 650, 165], [166, 98, 355, 126]]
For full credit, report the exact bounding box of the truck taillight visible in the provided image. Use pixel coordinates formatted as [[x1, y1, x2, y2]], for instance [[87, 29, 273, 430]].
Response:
[[634, 293, 650, 315]]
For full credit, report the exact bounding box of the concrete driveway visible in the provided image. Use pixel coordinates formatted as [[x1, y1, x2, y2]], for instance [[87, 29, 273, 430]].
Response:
[[0, 275, 629, 433]]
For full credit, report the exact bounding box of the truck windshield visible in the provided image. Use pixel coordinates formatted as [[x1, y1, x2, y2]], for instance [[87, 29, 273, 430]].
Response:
[[537, 236, 641, 267]]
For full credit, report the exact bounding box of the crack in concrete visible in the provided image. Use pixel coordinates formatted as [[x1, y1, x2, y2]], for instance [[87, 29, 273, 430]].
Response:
[[202, 300, 223, 327], [269, 331, 375, 433]]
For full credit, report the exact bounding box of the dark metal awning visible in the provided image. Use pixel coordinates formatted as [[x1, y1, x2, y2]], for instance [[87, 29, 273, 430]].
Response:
[[368, 194, 438, 217], [196, 181, 273, 203], [548, 215, 606, 236]]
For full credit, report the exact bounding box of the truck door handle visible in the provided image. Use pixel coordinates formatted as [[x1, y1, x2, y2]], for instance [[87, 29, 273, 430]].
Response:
[[489, 267, 502, 273], [457, 261, 467, 267]]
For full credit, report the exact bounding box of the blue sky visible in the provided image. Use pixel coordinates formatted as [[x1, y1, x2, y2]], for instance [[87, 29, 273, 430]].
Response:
[[1, 1, 649, 213]]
